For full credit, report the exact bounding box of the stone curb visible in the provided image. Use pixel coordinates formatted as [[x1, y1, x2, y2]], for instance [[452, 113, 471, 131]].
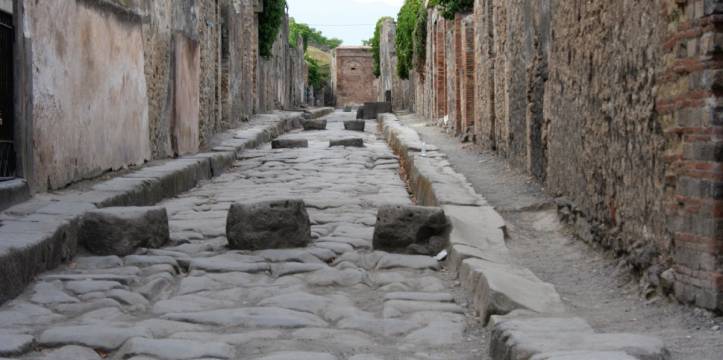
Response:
[[0, 109, 324, 305], [378, 113, 670, 360]]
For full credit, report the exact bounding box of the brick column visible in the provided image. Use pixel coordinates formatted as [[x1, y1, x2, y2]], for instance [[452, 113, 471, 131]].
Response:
[[658, 0, 723, 312]]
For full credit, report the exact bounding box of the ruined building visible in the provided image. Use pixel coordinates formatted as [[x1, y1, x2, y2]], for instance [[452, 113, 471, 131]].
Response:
[[377, 1, 723, 312], [331, 46, 378, 107], [1, 0, 306, 196]]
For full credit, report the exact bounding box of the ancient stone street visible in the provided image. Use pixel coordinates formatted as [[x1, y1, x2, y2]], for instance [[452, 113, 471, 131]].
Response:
[[0, 112, 486, 359]]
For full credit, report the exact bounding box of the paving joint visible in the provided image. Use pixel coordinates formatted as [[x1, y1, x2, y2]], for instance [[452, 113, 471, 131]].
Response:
[[378, 112, 672, 360], [0, 108, 333, 305]]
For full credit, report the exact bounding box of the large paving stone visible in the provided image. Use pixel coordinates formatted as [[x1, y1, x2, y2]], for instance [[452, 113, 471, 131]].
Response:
[[459, 258, 565, 321], [39, 325, 151, 351], [489, 316, 670, 360], [41, 345, 103, 360], [226, 199, 311, 250], [79, 206, 169, 256], [114, 337, 236, 360], [531, 351, 638, 360], [0, 334, 34, 356], [162, 307, 327, 328], [372, 205, 449, 255], [255, 352, 338, 360]]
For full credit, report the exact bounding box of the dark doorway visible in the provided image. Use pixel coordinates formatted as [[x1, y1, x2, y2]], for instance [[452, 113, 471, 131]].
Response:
[[0, 10, 15, 178]]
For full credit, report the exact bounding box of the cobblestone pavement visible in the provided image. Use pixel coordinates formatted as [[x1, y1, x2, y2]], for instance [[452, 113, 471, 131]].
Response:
[[0, 111, 486, 360]]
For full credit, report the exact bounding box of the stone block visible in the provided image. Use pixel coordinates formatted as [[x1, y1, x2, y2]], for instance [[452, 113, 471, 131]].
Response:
[[359, 102, 393, 119], [344, 120, 366, 131], [79, 207, 170, 256], [226, 199, 311, 250], [272, 139, 309, 149], [329, 138, 365, 147], [372, 205, 449, 255], [459, 258, 566, 321], [490, 315, 670, 360], [302, 119, 327, 131]]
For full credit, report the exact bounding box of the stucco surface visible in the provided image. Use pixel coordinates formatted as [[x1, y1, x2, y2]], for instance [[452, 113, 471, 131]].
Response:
[[172, 33, 200, 155], [27, 0, 150, 191]]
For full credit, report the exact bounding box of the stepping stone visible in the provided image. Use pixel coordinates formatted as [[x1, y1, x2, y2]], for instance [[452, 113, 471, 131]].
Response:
[[0, 334, 34, 357], [330, 138, 364, 147], [302, 119, 327, 130], [79, 206, 169, 256], [226, 199, 311, 250], [115, 337, 236, 359], [272, 139, 308, 149], [344, 120, 366, 131], [372, 205, 449, 255], [38, 325, 151, 351]]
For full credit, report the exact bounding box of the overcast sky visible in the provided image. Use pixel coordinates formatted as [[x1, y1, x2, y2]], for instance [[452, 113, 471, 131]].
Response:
[[287, 0, 403, 46]]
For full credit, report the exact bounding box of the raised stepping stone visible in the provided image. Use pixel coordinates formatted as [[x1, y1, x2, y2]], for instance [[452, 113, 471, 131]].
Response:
[[226, 199, 311, 250], [344, 120, 366, 131], [38, 325, 151, 351], [272, 139, 308, 149], [79, 206, 169, 256], [372, 205, 449, 255], [330, 138, 364, 147], [115, 337, 235, 359], [0, 334, 34, 356], [302, 119, 327, 130]]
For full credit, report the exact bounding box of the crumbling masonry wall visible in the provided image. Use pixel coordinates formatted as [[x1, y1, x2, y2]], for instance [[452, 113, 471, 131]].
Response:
[[377, 18, 411, 111], [16, 0, 306, 192], [332, 46, 378, 107], [389, 1, 723, 312]]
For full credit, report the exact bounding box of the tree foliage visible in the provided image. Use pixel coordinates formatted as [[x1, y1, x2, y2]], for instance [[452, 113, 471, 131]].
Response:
[[413, 4, 427, 75], [305, 54, 330, 92], [396, 0, 421, 79], [370, 17, 392, 78], [429, 0, 473, 20], [289, 18, 343, 51], [258, 0, 287, 59]]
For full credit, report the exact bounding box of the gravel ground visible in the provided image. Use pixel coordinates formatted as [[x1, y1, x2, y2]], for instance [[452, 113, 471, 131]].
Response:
[[399, 113, 723, 360]]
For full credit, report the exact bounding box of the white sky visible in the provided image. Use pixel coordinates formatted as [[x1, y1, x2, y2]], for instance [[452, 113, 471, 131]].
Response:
[[287, 0, 403, 46]]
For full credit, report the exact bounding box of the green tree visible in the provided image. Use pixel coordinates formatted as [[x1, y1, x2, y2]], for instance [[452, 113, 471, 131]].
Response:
[[305, 54, 330, 93], [430, 0, 473, 20], [396, 0, 421, 79], [258, 0, 287, 59], [289, 18, 343, 51]]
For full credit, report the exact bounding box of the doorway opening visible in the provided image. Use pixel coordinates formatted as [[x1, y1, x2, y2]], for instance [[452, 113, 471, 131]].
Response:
[[0, 9, 16, 179]]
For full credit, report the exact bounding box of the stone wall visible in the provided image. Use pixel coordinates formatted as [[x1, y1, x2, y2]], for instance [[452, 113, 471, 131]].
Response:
[[18, 0, 151, 191], [15, 0, 306, 193], [389, 1, 723, 312], [332, 46, 378, 107], [377, 18, 411, 111]]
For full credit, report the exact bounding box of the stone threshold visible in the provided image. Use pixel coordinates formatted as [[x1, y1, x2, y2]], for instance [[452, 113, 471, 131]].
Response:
[[0, 107, 334, 305], [378, 113, 671, 360]]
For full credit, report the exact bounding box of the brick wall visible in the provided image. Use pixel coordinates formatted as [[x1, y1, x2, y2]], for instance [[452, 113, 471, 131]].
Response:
[[658, 0, 723, 311], [332, 46, 377, 107], [385, 1, 723, 312]]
